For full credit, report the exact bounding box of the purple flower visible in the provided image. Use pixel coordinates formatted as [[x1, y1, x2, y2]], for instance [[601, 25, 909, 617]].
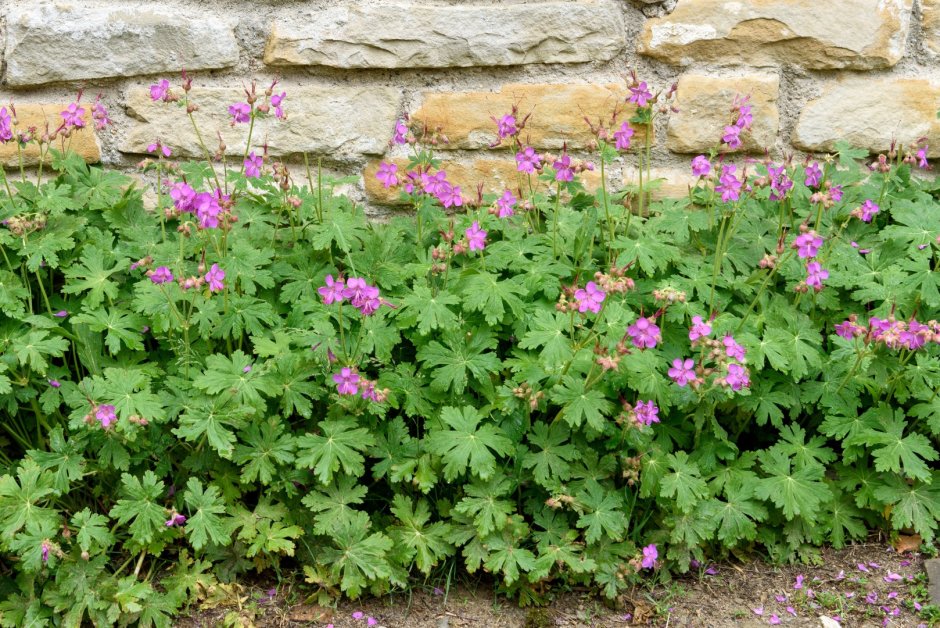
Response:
[[165, 512, 187, 527], [794, 574, 804, 589], [883, 571, 903, 582], [393, 120, 409, 145], [244, 152, 262, 178], [917, 145, 929, 169], [496, 189, 517, 218], [205, 264, 225, 293], [0, 107, 12, 143], [421, 171, 449, 197], [574, 281, 606, 314], [725, 363, 750, 391], [516, 146, 542, 173], [627, 317, 661, 350], [41, 542, 50, 563], [195, 191, 222, 229], [367, 618, 377, 627], [641, 543, 658, 569], [633, 401, 659, 426], [752, 607, 764, 616], [170, 182, 196, 212], [829, 184, 843, 202], [48, 379, 61, 388], [793, 232, 823, 259], [96, 404, 117, 429], [376, 162, 399, 189], [722, 125, 743, 150], [466, 221, 487, 251], [228, 102, 251, 124], [150, 266, 174, 285], [716, 164, 742, 202], [270, 91, 286, 119], [769, 615, 781, 625], [333, 368, 361, 396], [775, 595, 787, 603], [668, 358, 696, 387], [54, 310, 68, 318], [92, 95, 111, 131], [804, 161, 822, 188], [614, 122, 634, 150], [689, 315, 712, 341], [343, 277, 384, 315], [554, 154, 574, 182], [858, 199, 880, 222], [735, 104, 753, 130], [60, 103, 85, 129], [147, 141, 172, 158], [768, 164, 793, 201], [805, 261, 829, 289], [835, 320, 865, 339], [723, 335, 747, 361], [691, 155, 711, 177], [496, 114, 517, 139], [629, 82, 653, 107], [150, 79, 170, 102], [786, 606, 796, 616], [319, 275, 346, 305], [352, 611, 365, 620], [438, 184, 464, 209]]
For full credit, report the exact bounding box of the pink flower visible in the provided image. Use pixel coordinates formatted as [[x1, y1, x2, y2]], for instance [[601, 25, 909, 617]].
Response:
[[629, 82, 653, 107], [228, 102, 251, 124], [318, 275, 346, 305], [92, 95, 111, 130], [149, 266, 174, 285], [793, 232, 823, 259], [769, 615, 781, 625], [691, 155, 711, 177], [0, 107, 12, 143], [722, 125, 742, 149], [147, 141, 172, 158], [150, 79, 170, 102], [554, 154, 574, 182], [735, 103, 753, 130], [668, 358, 696, 387], [60, 103, 85, 129], [775, 595, 787, 603], [466, 221, 487, 251], [367, 618, 377, 627], [496, 114, 517, 138], [716, 164, 742, 202], [805, 261, 829, 289], [752, 607, 764, 616], [835, 320, 865, 339], [793, 574, 804, 589], [689, 315, 712, 341], [392, 120, 408, 145], [496, 189, 516, 218], [376, 162, 399, 189], [351, 611, 365, 620], [614, 122, 634, 150], [574, 281, 606, 314], [333, 368, 360, 396], [54, 310, 68, 318], [270, 91, 286, 119], [641, 543, 657, 569], [165, 512, 186, 527], [829, 184, 843, 202], [786, 606, 797, 616], [857, 199, 880, 222], [723, 335, 746, 361], [244, 152, 262, 178], [725, 363, 750, 391], [516, 146, 542, 173], [768, 164, 793, 200], [628, 317, 661, 349], [438, 184, 464, 209], [804, 161, 822, 188], [41, 542, 50, 563], [634, 401, 660, 426], [48, 379, 61, 388], [205, 264, 225, 293], [195, 192, 221, 229], [96, 404, 117, 429], [917, 145, 929, 169]]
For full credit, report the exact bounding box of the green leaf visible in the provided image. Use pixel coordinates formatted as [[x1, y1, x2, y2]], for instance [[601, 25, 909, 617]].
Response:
[[193, 351, 277, 407], [398, 285, 460, 335], [233, 421, 295, 485], [459, 271, 526, 325], [873, 472, 940, 542], [72, 307, 145, 354], [296, 420, 375, 484], [483, 533, 537, 585], [454, 477, 515, 536], [308, 207, 367, 253], [302, 474, 367, 535], [522, 422, 579, 487], [552, 376, 614, 431], [755, 448, 832, 521], [62, 245, 125, 308], [390, 495, 454, 574], [183, 478, 232, 550], [426, 406, 513, 481], [659, 452, 708, 514], [518, 309, 574, 365], [318, 511, 393, 598], [71, 508, 114, 553], [173, 398, 251, 458], [11, 330, 68, 375], [576, 480, 627, 543], [0, 461, 59, 538], [417, 331, 500, 395], [860, 412, 938, 482], [108, 471, 168, 547]]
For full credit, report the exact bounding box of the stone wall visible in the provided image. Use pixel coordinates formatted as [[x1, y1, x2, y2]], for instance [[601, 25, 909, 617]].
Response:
[[0, 0, 937, 209]]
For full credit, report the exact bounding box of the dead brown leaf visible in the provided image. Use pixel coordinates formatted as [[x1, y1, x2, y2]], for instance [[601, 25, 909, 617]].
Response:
[[892, 533, 922, 554]]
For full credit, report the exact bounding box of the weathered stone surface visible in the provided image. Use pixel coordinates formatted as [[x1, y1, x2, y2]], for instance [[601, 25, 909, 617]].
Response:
[[622, 167, 697, 200], [926, 558, 940, 605], [264, 3, 625, 69], [412, 83, 642, 151], [364, 158, 600, 205], [667, 74, 779, 153], [924, 0, 940, 56], [0, 104, 100, 166], [122, 86, 401, 158], [793, 78, 940, 156], [3, 4, 239, 86], [639, 0, 913, 69]]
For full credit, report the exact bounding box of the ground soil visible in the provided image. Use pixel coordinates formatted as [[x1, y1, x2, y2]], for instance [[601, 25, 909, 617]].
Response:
[[175, 540, 936, 627]]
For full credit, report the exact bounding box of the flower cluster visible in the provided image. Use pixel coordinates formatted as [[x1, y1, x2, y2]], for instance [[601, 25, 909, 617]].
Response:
[[375, 164, 466, 209], [791, 226, 829, 293], [318, 275, 389, 316], [332, 367, 389, 403], [720, 95, 752, 150], [835, 314, 940, 351], [668, 318, 750, 393]]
